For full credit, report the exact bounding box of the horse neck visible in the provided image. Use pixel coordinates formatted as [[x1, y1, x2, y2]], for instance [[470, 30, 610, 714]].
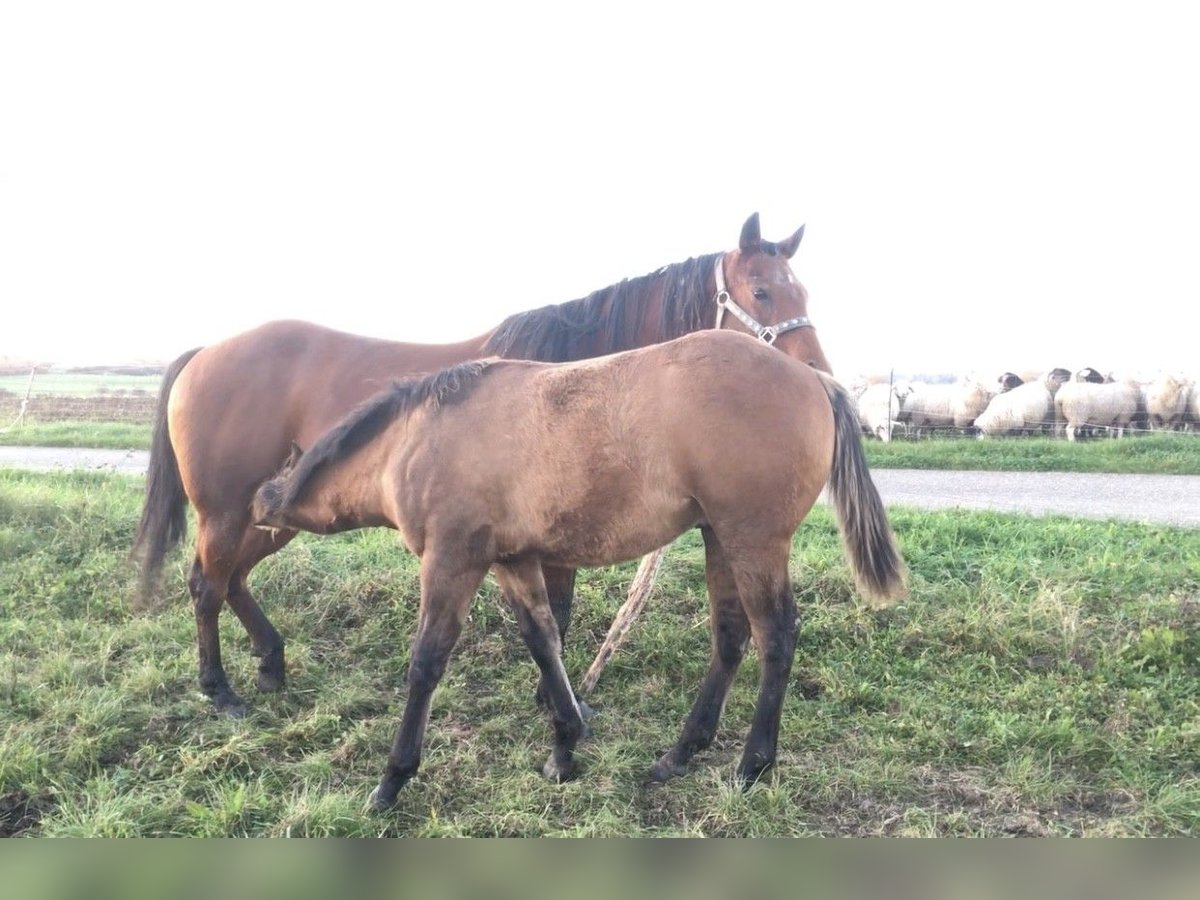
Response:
[[290, 424, 399, 532]]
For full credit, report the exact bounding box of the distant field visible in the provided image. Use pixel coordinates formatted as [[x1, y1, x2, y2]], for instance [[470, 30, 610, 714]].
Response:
[[0, 372, 162, 396], [1, 469, 1197, 836]]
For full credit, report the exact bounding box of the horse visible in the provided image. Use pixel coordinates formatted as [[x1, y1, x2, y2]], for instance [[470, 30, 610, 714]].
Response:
[[250, 329, 906, 809], [133, 213, 833, 716]]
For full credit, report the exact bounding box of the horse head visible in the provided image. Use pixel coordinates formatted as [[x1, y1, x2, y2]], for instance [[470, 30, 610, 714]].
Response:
[[717, 213, 832, 374]]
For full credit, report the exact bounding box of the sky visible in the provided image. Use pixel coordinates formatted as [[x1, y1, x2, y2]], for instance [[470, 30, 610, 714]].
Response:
[[2, 2, 1197, 380]]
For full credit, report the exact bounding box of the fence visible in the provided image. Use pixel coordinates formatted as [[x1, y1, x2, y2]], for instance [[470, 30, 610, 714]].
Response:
[[0, 369, 163, 427]]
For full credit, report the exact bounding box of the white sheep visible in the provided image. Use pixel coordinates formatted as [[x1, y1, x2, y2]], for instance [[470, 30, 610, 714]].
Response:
[[855, 382, 911, 442], [1143, 374, 1193, 431], [899, 378, 995, 435], [974, 370, 1069, 437], [1054, 379, 1143, 441]]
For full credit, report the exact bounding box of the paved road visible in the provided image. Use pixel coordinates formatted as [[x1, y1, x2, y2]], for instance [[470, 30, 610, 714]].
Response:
[[2, 446, 1198, 527]]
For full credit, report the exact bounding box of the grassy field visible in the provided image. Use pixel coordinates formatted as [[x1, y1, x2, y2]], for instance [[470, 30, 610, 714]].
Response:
[[0, 372, 162, 396], [2, 421, 1199, 474], [1, 468, 1197, 836], [0, 422, 153, 450]]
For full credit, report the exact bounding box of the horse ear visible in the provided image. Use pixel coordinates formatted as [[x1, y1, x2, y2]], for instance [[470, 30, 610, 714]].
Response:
[[777, 224, 805, 259], [738, 213, 762, 252]]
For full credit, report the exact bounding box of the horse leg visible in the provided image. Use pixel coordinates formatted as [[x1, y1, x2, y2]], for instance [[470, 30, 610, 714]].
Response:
[[494, 559, 587, 783], [535, 564, 595, 721], [226, 525, 295, 693], [731, 543, 798, 787], [651, 526, 750, 781], [370, 555, 486, 812], [188, 516, 247, 716]]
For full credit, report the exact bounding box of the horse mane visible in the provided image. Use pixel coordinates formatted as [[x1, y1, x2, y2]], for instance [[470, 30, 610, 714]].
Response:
[[269, 360, 495, 511], [481, 252, 721, 361]]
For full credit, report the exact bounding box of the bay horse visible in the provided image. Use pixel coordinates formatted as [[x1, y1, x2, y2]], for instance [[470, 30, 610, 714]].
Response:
[[251, 330, 906, 809], [133, 213, 832, 715]]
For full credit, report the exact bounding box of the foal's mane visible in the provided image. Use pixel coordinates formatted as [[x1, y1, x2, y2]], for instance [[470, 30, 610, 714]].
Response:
[[481, 252, 721, 361], [272, 360, 494, 509]]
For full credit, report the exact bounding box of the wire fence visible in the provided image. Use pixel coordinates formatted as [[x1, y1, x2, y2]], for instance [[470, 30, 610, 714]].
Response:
[[0, 368, 163, 428]]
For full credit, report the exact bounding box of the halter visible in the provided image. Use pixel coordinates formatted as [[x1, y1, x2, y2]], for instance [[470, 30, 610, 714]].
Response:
[[713, 254, 814, 345]]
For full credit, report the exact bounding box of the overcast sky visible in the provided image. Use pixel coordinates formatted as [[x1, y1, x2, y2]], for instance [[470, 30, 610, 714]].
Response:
[[3, 2, 1197, 379]]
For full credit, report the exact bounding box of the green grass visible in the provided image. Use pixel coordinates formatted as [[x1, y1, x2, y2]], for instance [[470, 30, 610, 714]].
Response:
[[0, 421, 153, 449], [0, 373, 161, 396], [2, 469, 1198, 836], [865, 433, 1200, 475]]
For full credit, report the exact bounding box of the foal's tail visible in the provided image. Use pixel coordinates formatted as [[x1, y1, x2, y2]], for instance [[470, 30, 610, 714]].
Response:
[[817, 372, 908, 608], [132, 346, 202, 605]]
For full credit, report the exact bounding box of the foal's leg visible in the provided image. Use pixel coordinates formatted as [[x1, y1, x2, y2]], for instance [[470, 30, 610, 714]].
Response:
[[494, 559, 588, 782], [188, 515, 248, 715], [730, 543, 798, 787], [226, 525, 294, 693], [536, 564, 594, 721], [651, 526, 751, 781], [371, 555, 486, 812]]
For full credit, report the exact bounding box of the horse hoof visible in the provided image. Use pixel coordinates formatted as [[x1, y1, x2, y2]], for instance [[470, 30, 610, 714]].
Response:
[[649, 753, 686, 783], [737, 760, 774, 790], [213, 693, 248, 719], [256, 669, 285, 693], [367, 786, 397, 813], [542, 754, 578, 783]]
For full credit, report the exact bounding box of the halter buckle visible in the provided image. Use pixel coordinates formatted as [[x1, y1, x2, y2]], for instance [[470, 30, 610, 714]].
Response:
[[758, 326, 778, 345]]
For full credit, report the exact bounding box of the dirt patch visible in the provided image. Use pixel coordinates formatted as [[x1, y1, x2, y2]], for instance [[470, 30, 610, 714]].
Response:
[[0, 389, 158, 424], [0, 789, 45, 838]]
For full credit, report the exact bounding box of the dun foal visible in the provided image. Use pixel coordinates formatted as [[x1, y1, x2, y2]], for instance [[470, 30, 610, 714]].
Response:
[[253, 330, 906, 810]]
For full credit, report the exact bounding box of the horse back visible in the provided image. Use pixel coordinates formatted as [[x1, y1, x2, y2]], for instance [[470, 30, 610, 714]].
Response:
[[397, 332, 836, 566], [167, 319, 487, 512]]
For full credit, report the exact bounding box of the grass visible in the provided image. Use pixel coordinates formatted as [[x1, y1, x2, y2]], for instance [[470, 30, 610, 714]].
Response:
[[864, 433, 1200, 475], [0, 373, 161, 396], [2, 421, 1200, 476], [0, 421, 153, 450], [2, 468, 1198, 836]]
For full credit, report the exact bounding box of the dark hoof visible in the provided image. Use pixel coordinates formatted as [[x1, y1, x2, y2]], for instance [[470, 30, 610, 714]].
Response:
[[649, 753, 687, 783], [542, 754, 578, 783], [368, 785, 397, 814], [256, 667, 285, 693], [212, 691, 248, 719], [737, 760, 774, 790]]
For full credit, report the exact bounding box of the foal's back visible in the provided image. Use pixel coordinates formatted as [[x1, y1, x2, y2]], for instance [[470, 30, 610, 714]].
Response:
[[396, 331, 836, 567]]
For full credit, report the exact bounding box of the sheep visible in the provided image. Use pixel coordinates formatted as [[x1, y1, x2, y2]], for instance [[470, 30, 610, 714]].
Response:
[[974, 369, 1070, 437], [1143, 374, 1193, 431], [997, 372, 1024, 392], [1054, 379, 1143, 441], [1075, 367, 1107, 384], [855, 382, 911, 442], [899, 377, 995, 435]]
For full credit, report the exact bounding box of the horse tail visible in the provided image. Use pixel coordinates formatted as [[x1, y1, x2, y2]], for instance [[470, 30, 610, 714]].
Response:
[[816, 371, 908, 608], [132, 346, 202, 604]]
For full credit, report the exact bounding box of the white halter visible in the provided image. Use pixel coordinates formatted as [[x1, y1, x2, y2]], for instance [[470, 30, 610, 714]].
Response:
[[712, 255, 814, 345]]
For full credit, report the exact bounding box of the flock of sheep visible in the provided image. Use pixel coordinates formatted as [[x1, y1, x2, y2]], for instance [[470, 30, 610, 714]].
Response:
[[849, 367, 1199, 441]]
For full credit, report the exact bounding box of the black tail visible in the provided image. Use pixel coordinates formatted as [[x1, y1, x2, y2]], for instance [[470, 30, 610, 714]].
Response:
[[816, 372, 908, 608], [132, 347, 202, 604]]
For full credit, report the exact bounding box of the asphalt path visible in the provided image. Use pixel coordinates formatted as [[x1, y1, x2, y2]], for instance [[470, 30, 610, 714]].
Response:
[[1, 446, 1198, 528]]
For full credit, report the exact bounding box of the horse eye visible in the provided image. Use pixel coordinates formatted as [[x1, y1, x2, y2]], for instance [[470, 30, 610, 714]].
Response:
[[753, 289, 769, 302]]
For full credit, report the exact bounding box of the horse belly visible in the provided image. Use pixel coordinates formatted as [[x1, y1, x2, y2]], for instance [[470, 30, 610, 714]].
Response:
[[533, 488, 700, 569]]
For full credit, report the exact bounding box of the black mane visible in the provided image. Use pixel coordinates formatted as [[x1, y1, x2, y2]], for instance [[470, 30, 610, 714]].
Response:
[[275, 360, 494, 509], [481, 253, 721, 362]]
